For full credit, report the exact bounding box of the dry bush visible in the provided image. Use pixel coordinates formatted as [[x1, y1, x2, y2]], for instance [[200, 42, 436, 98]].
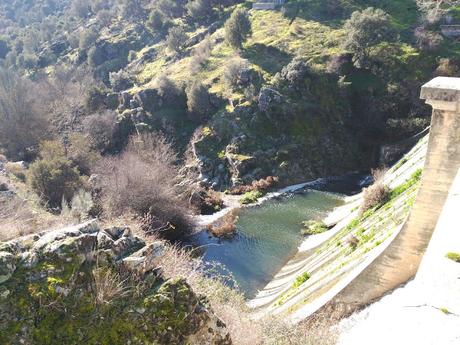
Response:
[[228, 184, 253, 195], [259, 315, 337, 345], [202, 189, 224, 213], [207, 209, 239, 238], [435, 57, 460, 77], [191, 188, 224, 215], [414, 26, 443, 51], [27, 140, 84, 208], [5, 162, 27, 181], [252, 175, 279, 191], [360, 169, 389, 214], [346, 234, 359, 250], [229, 176, 279, 195], [92, 268, 129, 306], [96, 133, 192, 241]]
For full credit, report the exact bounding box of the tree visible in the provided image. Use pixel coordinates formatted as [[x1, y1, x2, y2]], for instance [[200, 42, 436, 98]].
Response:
[[109, 69, 133, 92], [0, 39, 10, 59], [186, 0, 213, 21], [416, 0, 460, 23], [166, 26, 187, 53], [71, 0, 91, 18], [79, 29, 98, 50], [119, 0, 145, 19], [224, 8, 251, 49], [0, 69, 49, 160], [148, 9, 165, 31], [186, 81, 211, 121], [28, 141, 83, 208], [343, 7, 396, 67], [154, 74, 180, 102]]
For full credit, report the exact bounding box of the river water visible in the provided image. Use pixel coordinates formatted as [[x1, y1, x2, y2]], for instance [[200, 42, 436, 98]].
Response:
[[190, 173, 368, 298]]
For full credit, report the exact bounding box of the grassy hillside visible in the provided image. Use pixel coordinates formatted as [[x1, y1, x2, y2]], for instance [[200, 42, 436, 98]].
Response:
[[0, 0, 458, 210]]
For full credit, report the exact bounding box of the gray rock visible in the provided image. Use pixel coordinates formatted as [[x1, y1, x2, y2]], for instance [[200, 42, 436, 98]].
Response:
[[258, 87, 282, 112], [0, 252, 15, 284]]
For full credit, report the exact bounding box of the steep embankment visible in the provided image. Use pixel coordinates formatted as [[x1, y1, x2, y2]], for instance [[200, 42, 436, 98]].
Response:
[[249, 134, 428, 321]]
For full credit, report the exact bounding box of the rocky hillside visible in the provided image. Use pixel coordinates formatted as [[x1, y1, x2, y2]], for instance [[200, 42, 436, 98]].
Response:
[[0, 221, 231, 344], [1, 0, 456, 188]]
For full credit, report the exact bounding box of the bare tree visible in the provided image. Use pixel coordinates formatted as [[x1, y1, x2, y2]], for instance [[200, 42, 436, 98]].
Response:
[[96, 132, 192, 240], [416, 0, 460, 23]]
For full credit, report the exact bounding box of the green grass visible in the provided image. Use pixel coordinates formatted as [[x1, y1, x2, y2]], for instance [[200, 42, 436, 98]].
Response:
[[301, 220, 328, 235], [240, 190, 264, 205], [292, 271, 311, 289], [446, 252, 460, 263], [389, 168, 423, 200]]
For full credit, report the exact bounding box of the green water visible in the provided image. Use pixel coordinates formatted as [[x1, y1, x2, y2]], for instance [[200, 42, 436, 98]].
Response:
[[193, 190, 344, 298]]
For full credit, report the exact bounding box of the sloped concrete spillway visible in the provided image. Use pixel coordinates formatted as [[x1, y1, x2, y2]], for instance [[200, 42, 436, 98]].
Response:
[[248, 77, 460, 322], [326, 77, 460, 312]]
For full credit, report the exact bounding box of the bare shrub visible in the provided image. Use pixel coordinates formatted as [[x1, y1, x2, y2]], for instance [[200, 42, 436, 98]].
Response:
[[435, 57, 460, 77], [416, 0, 460, 24], [96, 133, 192, 241], [229, 176, 279, 195], [92, 268, 129, 305], [207, 209, 239, 238], [360, 169, 389, 214]]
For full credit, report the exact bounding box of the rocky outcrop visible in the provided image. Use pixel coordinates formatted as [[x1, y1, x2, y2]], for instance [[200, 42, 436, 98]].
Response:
[[0, 221, 231, 345]]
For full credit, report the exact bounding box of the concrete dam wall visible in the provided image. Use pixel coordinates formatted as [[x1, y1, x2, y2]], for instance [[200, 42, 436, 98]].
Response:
[[328, 77, 460, 310], [249, 77, 460, 322]]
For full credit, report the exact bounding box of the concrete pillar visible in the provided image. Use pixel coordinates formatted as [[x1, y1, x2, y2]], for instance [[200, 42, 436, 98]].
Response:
[[324, 77, 460, 313]]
